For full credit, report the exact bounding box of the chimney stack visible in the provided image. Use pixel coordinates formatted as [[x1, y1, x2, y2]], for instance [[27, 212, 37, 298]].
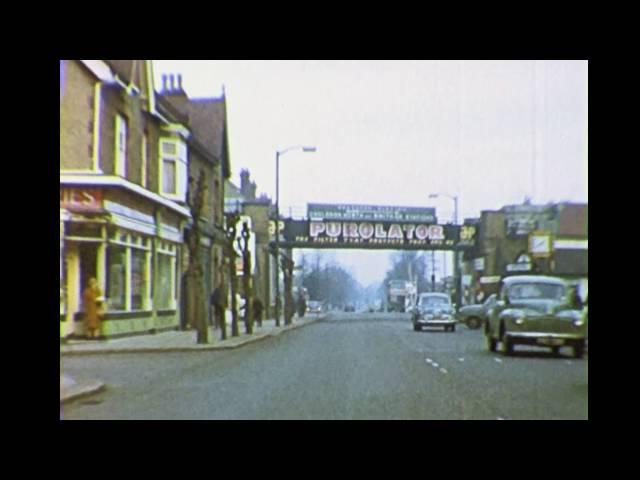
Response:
[[177, 74, 183, 91]]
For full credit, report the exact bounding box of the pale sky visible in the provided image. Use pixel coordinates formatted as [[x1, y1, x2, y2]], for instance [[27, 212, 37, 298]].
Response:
[[153, 60, 588, 286]]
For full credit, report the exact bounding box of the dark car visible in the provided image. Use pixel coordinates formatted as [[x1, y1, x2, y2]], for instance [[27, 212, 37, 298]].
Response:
[[412, 293, 457, 332], [307, 301, 324, 314], [344, 304, 355, 312], [457, 294, 497, 329], [485, 275, 587, 358]]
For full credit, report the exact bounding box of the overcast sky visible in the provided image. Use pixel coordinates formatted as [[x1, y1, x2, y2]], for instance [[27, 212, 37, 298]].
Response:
[[153, 60, 588, 287]]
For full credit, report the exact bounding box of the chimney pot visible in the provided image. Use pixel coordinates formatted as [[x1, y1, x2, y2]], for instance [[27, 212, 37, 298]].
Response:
[[177, 74, 183, 91], [162, 74, 168, 92]]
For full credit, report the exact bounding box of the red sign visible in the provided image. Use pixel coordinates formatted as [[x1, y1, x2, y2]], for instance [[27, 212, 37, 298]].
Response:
[[60, 188, 103, 210]]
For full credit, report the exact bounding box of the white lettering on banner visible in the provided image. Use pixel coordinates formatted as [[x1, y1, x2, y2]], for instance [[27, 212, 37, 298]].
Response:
[[403, 224, 416, 240], [359, 223, 374, 239], [310, 221, 325, 237], [429, 225, 445, 240], [344, 222, 358, 238], [415, 224, 428, 240], [375, 224, 387, 239], [388, 224, 403, 239], [327, 222, 342, 238]]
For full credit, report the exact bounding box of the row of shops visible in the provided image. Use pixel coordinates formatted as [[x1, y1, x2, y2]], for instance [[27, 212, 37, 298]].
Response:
[[60, 183, 189, 339]]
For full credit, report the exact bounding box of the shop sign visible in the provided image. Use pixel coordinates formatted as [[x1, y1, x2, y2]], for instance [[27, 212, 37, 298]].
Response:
[[474, 258, 485, 271], [480, 276, 501, 284], [60, 188, 102, 210]]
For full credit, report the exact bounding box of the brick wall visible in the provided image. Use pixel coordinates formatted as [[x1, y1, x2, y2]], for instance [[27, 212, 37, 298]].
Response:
[[60, 61, 95, 170]]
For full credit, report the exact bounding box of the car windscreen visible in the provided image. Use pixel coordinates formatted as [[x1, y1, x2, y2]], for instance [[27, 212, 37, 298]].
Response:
[[507, 283, 565, 301], [419, 296, 449, 306]]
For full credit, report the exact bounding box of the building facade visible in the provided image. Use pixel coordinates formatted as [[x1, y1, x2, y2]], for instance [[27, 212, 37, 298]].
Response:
[[60, 60, 195, 338], [463, 200, 588, 302]]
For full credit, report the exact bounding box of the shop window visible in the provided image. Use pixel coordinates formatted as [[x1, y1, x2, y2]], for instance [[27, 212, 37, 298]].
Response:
[[157, 253, 174, 309], [107, 245, 127, 311], [131, 249, 148, 310]]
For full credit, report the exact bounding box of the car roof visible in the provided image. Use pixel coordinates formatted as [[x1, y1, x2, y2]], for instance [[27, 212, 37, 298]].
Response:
[[502, 275, 567, 286], [419, 293, 449, 298]]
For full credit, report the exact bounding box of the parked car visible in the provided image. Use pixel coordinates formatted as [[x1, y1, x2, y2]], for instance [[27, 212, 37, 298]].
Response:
[[344, 304, 355, 312], [457, 294, 497, 329], [412, 293, 457, 332], [485, 275, 587, 358], [307, 301, 324, 314]]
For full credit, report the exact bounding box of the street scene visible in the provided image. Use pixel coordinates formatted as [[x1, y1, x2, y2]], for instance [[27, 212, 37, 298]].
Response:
[[60, 60, 588, 420], [62, 312, 587, 420]]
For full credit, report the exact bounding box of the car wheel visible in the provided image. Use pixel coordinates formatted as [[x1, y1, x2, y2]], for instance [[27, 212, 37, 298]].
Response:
[[467, 317, 481, 329], [573, 342, 585, 359], [551, 346, 560, 356], [413, 324, 420, 332], [487, 334, 497, 352], [501, 332, 513, 356]]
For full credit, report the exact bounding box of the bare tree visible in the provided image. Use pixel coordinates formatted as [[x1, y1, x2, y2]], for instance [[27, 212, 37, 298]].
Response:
[[185, 169, 208, 344]]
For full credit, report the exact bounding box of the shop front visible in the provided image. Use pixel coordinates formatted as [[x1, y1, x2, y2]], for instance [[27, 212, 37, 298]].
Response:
[[60, 186, 188, 339]]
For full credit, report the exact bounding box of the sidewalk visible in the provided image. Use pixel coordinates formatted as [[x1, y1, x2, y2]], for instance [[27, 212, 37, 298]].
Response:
[[60, 315, 322, 356], [60, 374, 106, 404]]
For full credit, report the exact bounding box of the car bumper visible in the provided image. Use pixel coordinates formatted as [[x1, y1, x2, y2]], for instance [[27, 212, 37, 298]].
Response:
[[504, 332, 586, 347], [415, 319, 456, 326]]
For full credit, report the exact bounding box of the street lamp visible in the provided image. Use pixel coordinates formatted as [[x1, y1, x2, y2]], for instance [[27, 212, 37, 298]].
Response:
[[274, 145, 316, 326], [428, 193, 461, 307]]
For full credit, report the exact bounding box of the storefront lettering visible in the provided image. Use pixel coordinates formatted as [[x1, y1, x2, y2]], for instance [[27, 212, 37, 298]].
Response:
[[60, 189, 102, 209]]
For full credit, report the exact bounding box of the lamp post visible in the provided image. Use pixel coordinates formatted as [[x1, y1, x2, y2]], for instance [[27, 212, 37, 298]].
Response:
[[274, 145, 316, 326], [428, 193, 460, 307]]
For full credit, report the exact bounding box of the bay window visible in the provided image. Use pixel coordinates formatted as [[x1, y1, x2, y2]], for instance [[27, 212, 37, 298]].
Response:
[[159, 138, 187, 201]]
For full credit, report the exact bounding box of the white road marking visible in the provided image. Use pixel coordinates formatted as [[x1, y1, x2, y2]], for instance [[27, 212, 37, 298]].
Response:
[[425, 358, 433, 364], [497, 417, 505, 420], [432, 363, 439, 368], [440, 368, 448, 374], [458, 358, 465, 362], [494, 358, 503, 363], [565, 361, 573, 365]]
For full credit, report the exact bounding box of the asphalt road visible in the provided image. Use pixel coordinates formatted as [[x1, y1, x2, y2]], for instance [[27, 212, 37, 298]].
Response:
[[61, 312, 588, 420]]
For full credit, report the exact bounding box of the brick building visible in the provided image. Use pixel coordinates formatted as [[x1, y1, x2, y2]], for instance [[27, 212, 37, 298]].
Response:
[[60, 60, 229, 339], [463, 200, 588, 301]]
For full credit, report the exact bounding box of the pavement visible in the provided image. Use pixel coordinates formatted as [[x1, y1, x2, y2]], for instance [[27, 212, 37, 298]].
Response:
[[60, 315, 322, 405]]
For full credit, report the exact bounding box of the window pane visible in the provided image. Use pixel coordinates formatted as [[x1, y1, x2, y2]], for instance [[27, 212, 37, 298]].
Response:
[[162, 141, 177, 155], [131, 249, 147, 310], [163, 160, 176, 194], [107, 245, 127, 311], [158, 254, 173, 309]]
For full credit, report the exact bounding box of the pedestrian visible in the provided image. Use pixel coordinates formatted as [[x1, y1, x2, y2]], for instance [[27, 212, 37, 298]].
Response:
[[253, 297, 264, 326], [297, 293, 307, 318], [210, 278, 227, 330], [83, 277, 103, 339]]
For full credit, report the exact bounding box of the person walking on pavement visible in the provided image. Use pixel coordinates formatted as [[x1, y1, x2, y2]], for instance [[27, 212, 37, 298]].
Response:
[[253, 297, 264, 327], [297, 292, 307, 318], [210, 278, 227, 330], [83, 277, 104, 339]]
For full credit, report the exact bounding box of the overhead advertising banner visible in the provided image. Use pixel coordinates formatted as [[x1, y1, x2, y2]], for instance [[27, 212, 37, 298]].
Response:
[[283, 220, 476, 250], [307, 203, 437, 223]]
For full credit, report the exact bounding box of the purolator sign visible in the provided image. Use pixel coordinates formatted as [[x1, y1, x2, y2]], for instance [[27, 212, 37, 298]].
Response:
[[282, 219, 476, 250]]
